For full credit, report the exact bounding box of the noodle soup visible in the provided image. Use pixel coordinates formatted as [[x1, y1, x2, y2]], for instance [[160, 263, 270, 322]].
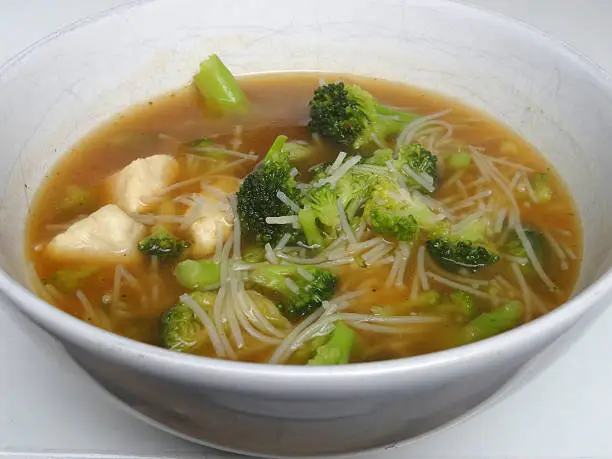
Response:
[[26, 56, 581, 365]]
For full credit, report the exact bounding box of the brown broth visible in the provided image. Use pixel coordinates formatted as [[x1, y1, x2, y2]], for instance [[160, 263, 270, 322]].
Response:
[[26, 73, 582, 363]]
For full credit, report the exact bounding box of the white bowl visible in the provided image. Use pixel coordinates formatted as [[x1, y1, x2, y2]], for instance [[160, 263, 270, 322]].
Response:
[[1, 0, 612, 456]]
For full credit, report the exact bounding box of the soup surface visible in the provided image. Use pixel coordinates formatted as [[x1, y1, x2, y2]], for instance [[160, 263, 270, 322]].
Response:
[[27, 69, 582, 364]]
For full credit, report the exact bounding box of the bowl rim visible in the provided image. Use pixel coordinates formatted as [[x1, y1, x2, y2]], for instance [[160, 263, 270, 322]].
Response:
[[1, 0, 611, 387]]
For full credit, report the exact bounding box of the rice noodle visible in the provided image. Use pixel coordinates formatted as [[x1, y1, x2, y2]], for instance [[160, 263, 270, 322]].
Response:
[[240, 291, 286, 338], [214, 220, 224, 263], [275, 233, 292, 251], [510, 263, 533, 320], [285, 278, 300, 294], [350, 322, 423, 334], [410, 270, 420, 300], [494, 207, 507, 233], [395, 242, 411, 287], [488, 156, 534, 172], [265, 215, 299, 225], [386, 248, 402, 287], [181, 294, 226, 357], [337, 198, 357, 244], [189, 146, 258, 160], [277, 252, 327, 265], [326, 151, 347, 174], [209, 158, 249, 174], [264, 243, 279, 264], [396, 109, 452, 149], [269, 308, 326, 364], [75, 290, 97, 322], [363, 244, 394, 265], [339, 312, 442, 324], [297, 267, 314, 281], [543, 230, 569, 270], [426, 272, 491, 299], [276, 191, 301, 213], [112, 265, 122, 306], [402, 165, 435, 193], [417, 246, 429, 290], [440, 169, 465, 191], [510, 213, 557, 290]]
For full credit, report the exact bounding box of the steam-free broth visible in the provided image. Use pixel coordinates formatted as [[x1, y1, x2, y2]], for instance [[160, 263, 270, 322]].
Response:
[[27, 67, 581, 364]]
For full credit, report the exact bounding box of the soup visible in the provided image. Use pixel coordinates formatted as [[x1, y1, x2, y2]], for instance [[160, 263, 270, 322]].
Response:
[[26, 55, 581, 365]]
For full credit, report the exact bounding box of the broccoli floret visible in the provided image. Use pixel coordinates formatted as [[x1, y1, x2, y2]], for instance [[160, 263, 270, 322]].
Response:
[[503, 227, 546, 276], [174, 259, 221, 290], [364, 148, 393, 166], [248, 264, 337, 320], [283, 141, 313, 163], [308, 82, 419, 150], [436, 291, 479, 321], [426, 239, 499, 273], [305, 184, 340, 230], [237, 135, 302, 244], [58, 185, 94, 214], [451, 214, 489, 243], [364, 181, 445, 241], [193, 54, 249, 114], [459, 301, 523, 344], [138, 226, 190, 260], [160, 292, 217, 353], [298, 207, 325, 247], [397, 143, 438, 193], [307, 321, 355, 365], [48, 267, 99, 293], [530, 172, 552, 203]]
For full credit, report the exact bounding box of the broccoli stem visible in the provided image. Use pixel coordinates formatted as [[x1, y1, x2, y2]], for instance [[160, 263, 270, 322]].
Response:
[[298, 207, 324, 247], [446, 151, 472, 170], [193, 54, 248, 114], [174, 259, 221, 290], [459, 301, 523, 344], [375, 104, 419, 124], [307, 321, 356, 365]]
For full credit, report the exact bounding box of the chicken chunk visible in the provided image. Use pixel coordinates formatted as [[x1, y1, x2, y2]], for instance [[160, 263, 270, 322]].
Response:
[[109, 154, 179, 213], [190, 175, 240, 257], [46, 204, 145, 262]]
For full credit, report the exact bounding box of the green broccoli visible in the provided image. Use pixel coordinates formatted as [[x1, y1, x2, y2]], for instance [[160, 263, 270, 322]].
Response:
[[436, 291, 479, 320], [138, 226, 190, 260], [397, 143, 438, 193], [308, 81, 419, 150], [48, 267, 99, 293], [283, 141, 314, 163], [236, 135, 303, 244], [248, 263, 337, 320], [307, 321, 356, 365], [530, 172, 553, 203], [193, 54, 249, 114], [503, 227, 546, 276], [298, 207, 326, 248], [174, 259, 221, 290], [459, 301, 523, 344], [426, 239, 499, 273], [160, 292, 217, 353], [242, 244, 266, 263], [446, 151, 472, 170], [364, 181, 445, 241], [364, 148, 393, 166]]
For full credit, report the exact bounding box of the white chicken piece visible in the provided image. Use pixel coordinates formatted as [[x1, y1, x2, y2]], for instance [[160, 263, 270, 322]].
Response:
[[109, 154, 179, 213], [189, 176, 241, 258], [46, 204, 145, 262]]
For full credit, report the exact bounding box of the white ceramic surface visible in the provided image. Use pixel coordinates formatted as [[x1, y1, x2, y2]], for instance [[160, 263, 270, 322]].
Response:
[[1, 0, 612, 456]]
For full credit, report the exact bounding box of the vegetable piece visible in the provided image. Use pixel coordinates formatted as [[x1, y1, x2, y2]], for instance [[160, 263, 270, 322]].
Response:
[[138, 226, 190, 260], [298, 207, 325, 247], [159, 292, 216, 353], [283, 141, 314, 163], [450, 214, 489, 243], [503, 227, 546, 276], [48, 267, 99, 293], [364, 148, 393, 166], [446, 151, 472, 170], [237, 135, 302, 244], [245, 290, 291, 329], [459, 301, 523, 344], [437, 291, 478, 320], [397, 143, 438, 193], [308, 81, 419, 150], [58, 185, 93, 213], [242, 245, 266, 263], [530, 172, 553, 203], [193, 54, 248, 114], [307, 321, 356, 365], [174, 259, 221, 290], [182, 137, 231, 160], [426, 239, 499, 273], [248, 263, 337, 320], [364, 180, 444, 241]]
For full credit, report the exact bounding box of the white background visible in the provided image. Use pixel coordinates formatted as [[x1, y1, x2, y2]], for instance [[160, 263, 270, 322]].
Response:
[[1, 1, 611, 458]]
